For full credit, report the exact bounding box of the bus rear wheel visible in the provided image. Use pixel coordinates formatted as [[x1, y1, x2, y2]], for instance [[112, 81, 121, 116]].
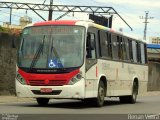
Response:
[[119, 82, 138, 104], [36, 98, 49, 106]]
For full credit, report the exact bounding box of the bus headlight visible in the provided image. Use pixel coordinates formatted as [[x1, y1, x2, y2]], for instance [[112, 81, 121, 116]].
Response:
[[68, 72, 82, 85], [16, 73, 26, 85]]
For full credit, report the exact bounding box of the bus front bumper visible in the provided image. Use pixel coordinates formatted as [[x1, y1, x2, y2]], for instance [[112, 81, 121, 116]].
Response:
[[15, 78, 85, 99]]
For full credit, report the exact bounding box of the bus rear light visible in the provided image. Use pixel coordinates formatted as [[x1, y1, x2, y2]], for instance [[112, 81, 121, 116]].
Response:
[[16, 73, 27, 85]]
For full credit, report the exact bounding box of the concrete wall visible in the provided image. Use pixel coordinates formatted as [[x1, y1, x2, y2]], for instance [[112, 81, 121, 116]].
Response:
[[148, 62, 160, 91], [0, 32, 20, 95]]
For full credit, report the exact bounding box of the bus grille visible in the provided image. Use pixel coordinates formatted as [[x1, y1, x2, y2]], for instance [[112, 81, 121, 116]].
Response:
[[28, 80, 66, 86], [31, 90, 62, 95]]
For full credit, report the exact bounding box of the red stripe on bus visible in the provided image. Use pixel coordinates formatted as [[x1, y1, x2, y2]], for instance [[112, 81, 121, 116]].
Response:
[[33, 20, 78, 26], [96, 66, 98, 78], [18, 68, 79, 85]]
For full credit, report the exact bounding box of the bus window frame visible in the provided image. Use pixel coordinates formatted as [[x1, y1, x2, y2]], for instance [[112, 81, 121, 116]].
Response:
[[111, 33, 119, 60], [98, 30, 112, 59]]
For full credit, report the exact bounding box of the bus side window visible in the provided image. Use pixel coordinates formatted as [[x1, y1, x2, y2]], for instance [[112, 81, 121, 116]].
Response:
[[140, 43, 145, 64], [99, 31, 110, 58], [122, 37, 130, 61], [108, 33, 112, 58], [111, 33, 119, 60], [118, 36, 123, 60], [132, 40, 138, 63], [86, 33, 96, 59], [129, 39, 133, 62], [144, 44, 148, 64], [137, 42, 142, 63]]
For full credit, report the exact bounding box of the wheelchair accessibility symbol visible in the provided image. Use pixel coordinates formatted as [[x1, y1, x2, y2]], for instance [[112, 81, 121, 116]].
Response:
[[48, 59, 56, 68]]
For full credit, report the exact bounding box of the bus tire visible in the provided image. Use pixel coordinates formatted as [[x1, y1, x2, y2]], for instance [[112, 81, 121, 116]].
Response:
[[119, 81, 138, 104], [93, 80, 105, 107], [36, 98, 49, 106]]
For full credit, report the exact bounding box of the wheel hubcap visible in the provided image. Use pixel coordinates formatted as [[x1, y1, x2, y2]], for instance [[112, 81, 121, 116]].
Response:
[[133, 84, 137, 101], [99, 86, 104, 102]]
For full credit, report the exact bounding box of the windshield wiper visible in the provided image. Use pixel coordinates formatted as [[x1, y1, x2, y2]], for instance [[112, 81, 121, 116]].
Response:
[[50, 38, 59, 58], [29, 35, 45, 71]]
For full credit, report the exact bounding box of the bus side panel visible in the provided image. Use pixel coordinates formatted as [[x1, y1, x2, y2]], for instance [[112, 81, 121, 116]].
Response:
[[97, 59, 148, 97], [119, 62, 148, 96], [98, 59, 132, 97]]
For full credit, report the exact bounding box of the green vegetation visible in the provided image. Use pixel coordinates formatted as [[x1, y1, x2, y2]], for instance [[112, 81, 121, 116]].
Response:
[[0, 26, 21, 36]]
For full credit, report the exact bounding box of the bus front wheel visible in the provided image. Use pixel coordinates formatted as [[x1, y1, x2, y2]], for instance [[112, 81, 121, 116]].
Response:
[[36, 98, 50, 106], [93, 80, 105, 107]]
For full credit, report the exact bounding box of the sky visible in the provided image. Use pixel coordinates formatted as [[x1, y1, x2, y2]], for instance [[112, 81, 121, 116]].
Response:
[[0, 0, 160, 43]]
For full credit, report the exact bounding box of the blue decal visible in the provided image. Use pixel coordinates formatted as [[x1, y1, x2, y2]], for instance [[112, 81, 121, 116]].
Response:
[[48, 58, 63, 68], [48, 59, 56, 68]]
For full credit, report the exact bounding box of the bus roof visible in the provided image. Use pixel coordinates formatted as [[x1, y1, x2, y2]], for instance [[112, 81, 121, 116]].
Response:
[[33, 20, 78, 26], [28, 20, 119, 34]]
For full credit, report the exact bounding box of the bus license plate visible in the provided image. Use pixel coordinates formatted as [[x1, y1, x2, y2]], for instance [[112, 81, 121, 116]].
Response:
[[40, 88, 52, 93]]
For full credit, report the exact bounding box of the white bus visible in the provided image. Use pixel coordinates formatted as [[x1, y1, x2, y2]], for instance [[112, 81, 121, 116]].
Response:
[[16, 20, 148, 107]]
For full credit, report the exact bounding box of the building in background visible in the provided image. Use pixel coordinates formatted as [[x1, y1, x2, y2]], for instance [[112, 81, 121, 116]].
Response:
[[1, 16, 32, 35], [147, 36, 160, 62], [19, 16, 32, 27], [2, 16, 32, 30], [149, 37, 160, 44]]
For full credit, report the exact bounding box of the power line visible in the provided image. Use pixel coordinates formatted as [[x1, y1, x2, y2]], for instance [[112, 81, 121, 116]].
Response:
[[0, 1, 133, 30], [43, 0, 47, 4], [119, 12, 158, 37], [0, 9, 23, 25], [90, 1, 160, 38], [0, 9, 21, 17]]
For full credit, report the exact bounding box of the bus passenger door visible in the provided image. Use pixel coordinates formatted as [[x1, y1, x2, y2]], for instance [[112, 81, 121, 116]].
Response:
[[85, 28, 98, 98]]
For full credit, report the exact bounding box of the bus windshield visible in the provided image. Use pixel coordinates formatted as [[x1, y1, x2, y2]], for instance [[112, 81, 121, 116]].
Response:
[[18, 25, 85, 70]]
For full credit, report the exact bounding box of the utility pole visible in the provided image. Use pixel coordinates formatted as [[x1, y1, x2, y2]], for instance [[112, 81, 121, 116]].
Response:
[[140, 11, 153, 40], [9, 8, 12, 25], [48, 0, 53, 20]]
